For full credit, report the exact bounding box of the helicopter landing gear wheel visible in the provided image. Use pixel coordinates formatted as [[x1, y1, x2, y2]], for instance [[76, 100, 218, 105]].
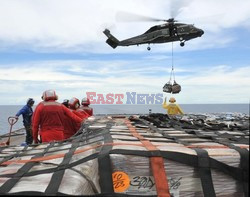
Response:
[[147, 46, 151, 51], [180, 42, 185, 47]]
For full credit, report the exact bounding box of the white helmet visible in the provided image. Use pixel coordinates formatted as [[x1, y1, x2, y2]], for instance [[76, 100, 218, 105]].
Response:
[[169, 97, 176, 103], [81, 97, 90, 105], [69, 97, 80, 109], [42, 90, 58, 101]]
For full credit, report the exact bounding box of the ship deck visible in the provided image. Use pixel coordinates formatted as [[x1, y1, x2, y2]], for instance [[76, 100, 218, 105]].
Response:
[[0, 114, 249, 196]]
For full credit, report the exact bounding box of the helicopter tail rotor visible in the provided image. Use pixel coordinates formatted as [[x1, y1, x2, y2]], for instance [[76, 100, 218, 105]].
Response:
[[103, 29, 120, 49]]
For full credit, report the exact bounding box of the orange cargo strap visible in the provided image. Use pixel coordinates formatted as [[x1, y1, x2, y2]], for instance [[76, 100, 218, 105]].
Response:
[[2, 141, 248, 166], [125, 119, 171, 197]]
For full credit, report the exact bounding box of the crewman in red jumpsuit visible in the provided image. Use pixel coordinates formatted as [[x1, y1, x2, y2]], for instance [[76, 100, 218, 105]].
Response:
[[62, 114, 81, 140], [61, 97, 89, 139], [79, 97, 93, 116], [32, 90, 82, 143], [68, 97, 89, 120]]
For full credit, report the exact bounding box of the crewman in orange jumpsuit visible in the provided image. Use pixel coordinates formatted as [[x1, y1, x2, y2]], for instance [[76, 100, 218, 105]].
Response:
[[162, 97, 184, 115], [32, 90, 82, 143], [79, 97, 93, 116]]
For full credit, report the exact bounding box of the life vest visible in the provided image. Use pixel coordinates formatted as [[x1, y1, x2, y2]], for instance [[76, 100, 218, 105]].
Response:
[[79, 106, 93, 116], [162, 101, 184, 115], [74, 109, 89, 120], [62, 115, 81, 139]]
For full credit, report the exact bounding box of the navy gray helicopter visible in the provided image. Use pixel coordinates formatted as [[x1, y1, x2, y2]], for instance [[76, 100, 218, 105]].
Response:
[[103, 16, 204, 50]]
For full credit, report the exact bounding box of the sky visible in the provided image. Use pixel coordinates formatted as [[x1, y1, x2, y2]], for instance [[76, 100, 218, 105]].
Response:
[[0, 0, 250, 105]]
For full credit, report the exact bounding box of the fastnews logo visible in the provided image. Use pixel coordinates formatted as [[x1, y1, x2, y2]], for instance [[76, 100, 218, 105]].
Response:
[[86, 92, 164, 104]]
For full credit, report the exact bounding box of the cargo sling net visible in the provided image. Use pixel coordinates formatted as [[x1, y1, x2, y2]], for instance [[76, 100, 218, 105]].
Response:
[[0, 115, 249, 197], [163, 42, 181, 94]]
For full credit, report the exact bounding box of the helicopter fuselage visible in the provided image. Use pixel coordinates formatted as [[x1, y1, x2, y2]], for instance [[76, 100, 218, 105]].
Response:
[[119, 23, 204, 46], [103, 23, 204, 49]]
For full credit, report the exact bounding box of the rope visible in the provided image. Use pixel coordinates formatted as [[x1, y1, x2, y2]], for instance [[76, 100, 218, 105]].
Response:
[[168, 42, 175, 83], [172, 42, 176, 81]]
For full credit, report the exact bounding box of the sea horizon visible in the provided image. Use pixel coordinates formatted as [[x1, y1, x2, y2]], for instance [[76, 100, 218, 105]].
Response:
[[0, 103, 249, 135]]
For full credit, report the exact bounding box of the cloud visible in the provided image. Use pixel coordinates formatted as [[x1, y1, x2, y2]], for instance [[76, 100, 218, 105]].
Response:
[[182, 65, 246, 85], [0, 59, 249, 104], [0, 0, 250, 52], [176, 65, 250, 103], [0, 0, 249, 105]]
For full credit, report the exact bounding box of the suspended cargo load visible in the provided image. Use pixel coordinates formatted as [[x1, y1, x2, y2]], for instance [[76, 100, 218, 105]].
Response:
[[163, 81, 182, 94], [163, 43, 181, 94], [163, 82, 172, 93], [0, 115, 249, 196], [172, 81, 181, 94]]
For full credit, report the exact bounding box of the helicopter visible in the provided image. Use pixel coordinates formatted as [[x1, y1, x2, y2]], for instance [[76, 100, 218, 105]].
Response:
[[103, 17, 204, 50]]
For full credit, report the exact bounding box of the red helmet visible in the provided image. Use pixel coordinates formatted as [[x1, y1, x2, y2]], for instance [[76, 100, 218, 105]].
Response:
[[42, 90, 58, 101], [81, 97, 90, 105], [69, 97, 80, 109]]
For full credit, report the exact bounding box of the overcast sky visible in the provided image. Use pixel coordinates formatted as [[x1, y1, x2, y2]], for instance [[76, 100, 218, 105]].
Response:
[[0, 0, 250, 105]]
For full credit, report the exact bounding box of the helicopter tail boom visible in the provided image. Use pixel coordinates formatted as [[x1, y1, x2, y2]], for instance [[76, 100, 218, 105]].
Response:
[[103, 29, 120, 49]]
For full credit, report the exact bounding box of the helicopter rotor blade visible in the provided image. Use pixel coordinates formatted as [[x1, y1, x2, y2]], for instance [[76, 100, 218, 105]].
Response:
[[115, 11, 166, 22], [170, 0, 191, 19], [115, 1, 192, 24]]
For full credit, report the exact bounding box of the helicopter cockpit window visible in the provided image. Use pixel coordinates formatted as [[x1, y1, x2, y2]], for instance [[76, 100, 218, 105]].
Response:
[[189, 25, 197, 33], [178, 24, 190, 33]]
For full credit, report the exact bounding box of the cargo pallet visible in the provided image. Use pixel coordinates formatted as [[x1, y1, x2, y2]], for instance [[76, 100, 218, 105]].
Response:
[[0, 115, 249, 196]]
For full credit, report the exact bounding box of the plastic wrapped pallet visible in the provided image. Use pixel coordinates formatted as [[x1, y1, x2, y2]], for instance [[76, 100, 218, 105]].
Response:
[[0, 141, 102, 195], [110, 143, 246, 196], [0, 115, 249, 196]]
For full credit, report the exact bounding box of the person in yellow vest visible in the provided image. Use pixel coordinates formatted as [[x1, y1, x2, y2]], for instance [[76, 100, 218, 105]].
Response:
[[162, 97, 184, 115]]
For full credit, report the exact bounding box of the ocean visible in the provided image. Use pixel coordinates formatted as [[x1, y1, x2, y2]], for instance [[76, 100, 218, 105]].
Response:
[[0, 104, 249, 135]]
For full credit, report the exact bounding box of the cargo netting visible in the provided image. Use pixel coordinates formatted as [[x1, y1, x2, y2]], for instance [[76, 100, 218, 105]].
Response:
[[0, 114, 249, 197]]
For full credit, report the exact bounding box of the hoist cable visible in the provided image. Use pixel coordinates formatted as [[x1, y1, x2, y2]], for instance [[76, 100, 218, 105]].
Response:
[[172, 42, 176, 81]]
